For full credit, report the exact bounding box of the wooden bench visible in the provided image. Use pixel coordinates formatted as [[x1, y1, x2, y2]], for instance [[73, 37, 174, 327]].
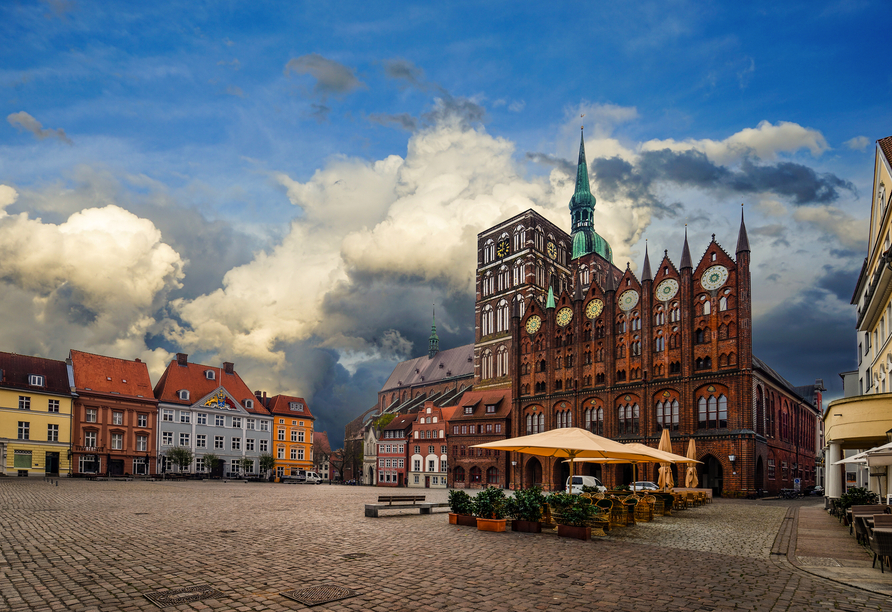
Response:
[[365, 495, 449, 517]]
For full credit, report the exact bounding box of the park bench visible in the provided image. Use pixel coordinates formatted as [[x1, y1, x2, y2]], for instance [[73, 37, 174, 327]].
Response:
[[364, 495, 449, 518]]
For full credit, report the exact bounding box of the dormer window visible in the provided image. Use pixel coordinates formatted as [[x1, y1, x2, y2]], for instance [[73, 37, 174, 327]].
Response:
[[178, 390, 190, 401], [28, 374, 44, 387], [486, 404, 496, 413], [289, 402, 304, 411], [464, 406, 473, 414], [244, 399, 254, 409], [205, 370, 215, 380]]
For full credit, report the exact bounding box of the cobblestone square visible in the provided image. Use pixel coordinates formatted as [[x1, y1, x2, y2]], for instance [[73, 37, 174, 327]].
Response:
[[1, 480, 889, 611]]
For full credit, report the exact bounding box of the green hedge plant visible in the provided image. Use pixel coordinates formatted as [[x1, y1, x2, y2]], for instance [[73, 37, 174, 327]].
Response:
[[473, 486, 508, 520], [506, 486, 546, 522], [448, 489, 474, 515]]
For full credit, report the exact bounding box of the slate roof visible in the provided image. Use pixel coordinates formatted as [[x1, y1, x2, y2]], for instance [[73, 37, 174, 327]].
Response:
[[267, 394, 314, 419], [379, 343, 475, 392], [0, 351, 70, 396], [450, 389, 512, 421], [153, 358, 270, 415], [69, 350, 156, 401]]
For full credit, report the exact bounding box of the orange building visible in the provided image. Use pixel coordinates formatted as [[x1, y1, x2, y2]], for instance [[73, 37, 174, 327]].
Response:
[[267, 395, 315, 478]]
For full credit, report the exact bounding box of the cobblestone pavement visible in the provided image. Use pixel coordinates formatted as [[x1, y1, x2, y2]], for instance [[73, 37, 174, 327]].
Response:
[[1, 480, 890, 612]]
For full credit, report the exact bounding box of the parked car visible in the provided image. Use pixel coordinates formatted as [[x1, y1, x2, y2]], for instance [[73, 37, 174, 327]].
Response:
[[566, 475, 606, 494], [282, 470, 323, 484], [630, 481, 659, 491]]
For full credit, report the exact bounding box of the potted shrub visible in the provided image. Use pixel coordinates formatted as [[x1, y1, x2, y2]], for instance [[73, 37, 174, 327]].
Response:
[[547, 492, 596, 541], [507, 486, 546, 533], [448, 489, 476, 526], [473, 486, 508, 532]]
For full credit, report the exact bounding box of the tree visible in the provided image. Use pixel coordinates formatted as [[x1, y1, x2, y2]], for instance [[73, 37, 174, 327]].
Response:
[[166, 447, 194, 473], [203, 453, 220, 476], [329, 449, 346, 482], [259, 453, 275, 478], [240, 456, 254, 476]]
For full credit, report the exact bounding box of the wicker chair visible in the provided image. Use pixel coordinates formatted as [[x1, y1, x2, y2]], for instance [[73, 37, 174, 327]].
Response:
[[635, 495, 655, 522], [673, 494, 687, 511], [651, 494, 665, 517], [598, 498, 625, 529], [622, 496, 638, 525], [870, 530, 892, 573]]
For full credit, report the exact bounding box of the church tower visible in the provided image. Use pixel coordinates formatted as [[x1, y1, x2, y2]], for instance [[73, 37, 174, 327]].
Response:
[[428, 306, 440, 359], [570, 128, 613, 263]]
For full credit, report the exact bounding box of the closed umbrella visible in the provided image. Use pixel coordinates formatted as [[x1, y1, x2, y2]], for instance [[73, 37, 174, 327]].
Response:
[[657, 428, 674, 490], [685, 438, 699, 488]]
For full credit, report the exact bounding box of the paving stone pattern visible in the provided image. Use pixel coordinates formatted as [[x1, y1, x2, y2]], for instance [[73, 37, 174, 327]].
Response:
[[1, 480, 890, 612]]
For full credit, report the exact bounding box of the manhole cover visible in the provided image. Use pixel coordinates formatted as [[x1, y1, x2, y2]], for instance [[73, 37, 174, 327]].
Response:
[[341, 553, 368, 559], [281, 584, 359, 607], [144, 585, 222, 608]]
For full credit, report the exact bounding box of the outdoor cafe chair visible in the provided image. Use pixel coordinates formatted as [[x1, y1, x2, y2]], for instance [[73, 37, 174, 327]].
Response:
[[870, 529, 892, 573]]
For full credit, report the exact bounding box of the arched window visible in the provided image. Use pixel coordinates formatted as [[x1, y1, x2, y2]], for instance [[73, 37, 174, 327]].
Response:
[[579, 265, 590, 286], [526, 413, 533, 434], [496, 300, 509, 332], [538, 412, 545, 432], [756, 386, 765, 435], [496, 346, 509, 377], [514, 261, 524, 285], [469, 466, 482, 483], [698, 393, 728, 429], [617, 403, 639, 435], [486, 467, 500, 484], [719, 296, 728, 311], [483, 240, 495, 264], [498, 266, 510, 292], [654, 335, 665, 352], [454, 466, 465, 482], [656, 399, 679, 430], [482, 305, 494, 336], [481, 349, 493, 379], [703, 300, 711, 315]]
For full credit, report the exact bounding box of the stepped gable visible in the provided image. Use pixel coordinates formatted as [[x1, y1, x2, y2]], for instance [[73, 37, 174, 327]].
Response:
[[0, 351, 69, 395], [153, 356, 268, 415], [69, 350, 154, 399], [379, 343, 474, 392], [267, 394, 314, 419]]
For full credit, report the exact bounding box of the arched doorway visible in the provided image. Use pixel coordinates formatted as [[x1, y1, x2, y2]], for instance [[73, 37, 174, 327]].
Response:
[[368, 466, 374, 485], [755, 457, 764, 492], [525, 457, 542, 487], [553, 458, 569, 492], [700, 454, 724, 496]]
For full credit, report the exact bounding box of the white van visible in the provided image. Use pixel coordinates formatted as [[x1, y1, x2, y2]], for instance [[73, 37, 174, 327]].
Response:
[[566, 475, 606, 494], [303, 471, 323, 484]]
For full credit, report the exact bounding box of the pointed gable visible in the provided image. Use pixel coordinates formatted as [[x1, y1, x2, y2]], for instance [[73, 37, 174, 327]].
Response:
[[153, 358, 268, 415]]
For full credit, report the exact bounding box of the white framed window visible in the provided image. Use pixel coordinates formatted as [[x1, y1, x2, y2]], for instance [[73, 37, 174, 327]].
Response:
[[244, 399, 253, 409], [414, 459, 421, 471], [232, 417, 241, 428], [136, 435, 147, 451], [205, 370, 215, 380], [298, 431, 305, 442], [178, 390, 189, 401], [214, 436, 224, 449], [196, 413, 207, 425], [195, 457, 205, 472], [231, 437, 241, 450], [179, 411, 190, 423], [246, 438, 255, 451], [289, 402, 304, 411], [246, 418, 255, 430], [428, 460, 436, 472], [179, 432, 190, 446], [259, 421, 269, 432], [277, 447, 285, 459], [162, 409, 174, 422], [138, 413, 148, 427], [47, 423, 59, 442], [18, 396, 30, 410], [111, 433, 123, 450], [230, 459, 240, 473], [278, 429, 286, 441], [291, 448, 298, 460], [29, 374, 44, 386], [84, 431, 97, 447], [298, 448, 305, 460], [196, 434, 206, 448], [259, 440, 268, 452], [162, 431, 173, 445], [112, 411, 123, 425], [243, 459, 254, 474], [291, 430, 298, 442], [48, 399, 59, 413], [215, 415, 225, 427]]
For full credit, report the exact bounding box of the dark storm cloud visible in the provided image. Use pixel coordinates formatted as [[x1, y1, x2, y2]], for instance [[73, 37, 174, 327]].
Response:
[[368, 112, 418, 132], [815, 265, 859, 303], [589, 155, 684, 218], [284, 54, 367, 98], [422, 96, 485, 130], [730, 159, 855, 205]]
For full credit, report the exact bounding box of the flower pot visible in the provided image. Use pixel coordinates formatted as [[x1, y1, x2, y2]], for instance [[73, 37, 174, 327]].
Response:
[[476, 517, 507, 532], [557, 524, 591, 541], [456, 514, 477, 527], [511, 519, 542, 533], [449, 513, 458, 525]]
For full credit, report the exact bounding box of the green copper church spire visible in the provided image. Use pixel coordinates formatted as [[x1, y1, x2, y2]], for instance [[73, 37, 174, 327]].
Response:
[[546, 286, 555, 309], [428, 304, 439, 359], [569, 125, 613, 263]]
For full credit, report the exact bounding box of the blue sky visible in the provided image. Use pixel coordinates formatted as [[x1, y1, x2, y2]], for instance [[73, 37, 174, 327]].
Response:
[[1, 1, 890, 446]]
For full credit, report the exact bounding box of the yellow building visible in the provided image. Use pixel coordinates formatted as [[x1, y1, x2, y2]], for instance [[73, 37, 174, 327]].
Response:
[[826, 136, 892, 498], [267, 394, 315, 478], [0, 352, 73, 477]]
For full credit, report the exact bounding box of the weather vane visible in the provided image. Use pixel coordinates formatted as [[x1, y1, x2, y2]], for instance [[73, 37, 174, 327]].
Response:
[[581, 113, 585, 130]]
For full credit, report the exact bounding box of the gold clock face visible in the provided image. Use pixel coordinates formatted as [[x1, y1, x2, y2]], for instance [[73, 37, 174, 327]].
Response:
[[547, 241, 557, 259], [525, 315, 542, 334], [556, 307, 573, 327], [701, 265, 729, 291], [618, 289, 639, 312], [656, 278, 679, 302], [496, 238, 510, 258], [585, 299, 603, 319]]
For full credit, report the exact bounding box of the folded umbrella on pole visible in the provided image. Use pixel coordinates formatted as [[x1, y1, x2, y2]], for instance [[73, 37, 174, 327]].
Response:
[[685, 438, 699, 488]]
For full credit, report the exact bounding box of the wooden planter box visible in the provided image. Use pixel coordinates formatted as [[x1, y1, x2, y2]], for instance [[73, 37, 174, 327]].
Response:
[[511, 519, 542, 533], [557, 524, 591, 541], [476, 517, 507, 532], [456, 514, 477, 527]]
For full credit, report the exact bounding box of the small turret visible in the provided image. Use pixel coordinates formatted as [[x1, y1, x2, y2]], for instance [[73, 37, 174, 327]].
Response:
[[680, 225, 693, 270], [641, 241, 653, 282], [736, 205, 750, 254]]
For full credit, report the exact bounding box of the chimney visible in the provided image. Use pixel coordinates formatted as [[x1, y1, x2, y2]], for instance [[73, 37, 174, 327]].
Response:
[[134, 358, 141, 363], [176, 353, 188, 366], [255, 390, 262, 400], [223, 362, 234, 374]]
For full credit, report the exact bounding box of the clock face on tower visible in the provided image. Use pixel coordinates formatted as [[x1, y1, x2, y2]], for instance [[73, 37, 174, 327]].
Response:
[[547, 241, 557, 260], [525, 315, 542, 334], [701, 265, 729, 291], [556, 307, 573, 327], [618, 289, 639, 312], [496, 239, 510, 258], [655, 278, 679, 302], [585, 299, 604, 319]]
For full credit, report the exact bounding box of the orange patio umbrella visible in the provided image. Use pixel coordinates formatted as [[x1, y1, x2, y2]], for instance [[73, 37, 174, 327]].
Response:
[[685, 438, 699, 488], [657, 428, 675, 490]]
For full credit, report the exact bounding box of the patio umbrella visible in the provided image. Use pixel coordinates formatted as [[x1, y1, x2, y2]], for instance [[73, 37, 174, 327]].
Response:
[[569, 443, 699, 491], [472, 428, 664, 489], [685, 438, 699, 488], [657, 428, 674, 491]]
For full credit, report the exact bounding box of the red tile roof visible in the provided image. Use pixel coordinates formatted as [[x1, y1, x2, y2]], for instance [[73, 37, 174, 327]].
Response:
[[0, 351, 70, 396], [384, 413, 417, 431], [879, 136, 892, 167], [267, 394, 314, 419], [451, 389, 512, 420], [439, 406, 460, 423], [69, 350, 156, 401], [153, 359, 269, 415]]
